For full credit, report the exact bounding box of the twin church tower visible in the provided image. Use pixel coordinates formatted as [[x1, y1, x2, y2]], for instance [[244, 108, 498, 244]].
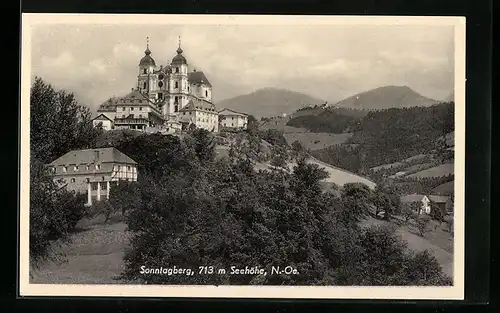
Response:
[[137, 37, 213, 118], [95, 37, 218, 132]]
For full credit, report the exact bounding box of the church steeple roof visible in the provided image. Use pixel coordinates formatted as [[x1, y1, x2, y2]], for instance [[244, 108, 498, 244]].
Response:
[[172, 36, 187, 65], [139, 37, 156, 67]]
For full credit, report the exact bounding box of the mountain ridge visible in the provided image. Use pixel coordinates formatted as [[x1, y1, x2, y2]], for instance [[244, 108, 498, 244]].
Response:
[[334, 85, 438, 110], [216, 87, 323, 118]]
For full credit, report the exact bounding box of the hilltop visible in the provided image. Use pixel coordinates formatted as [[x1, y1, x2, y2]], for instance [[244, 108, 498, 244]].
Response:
[[335, 85, 438, 110], [216, 87, 323, 118]]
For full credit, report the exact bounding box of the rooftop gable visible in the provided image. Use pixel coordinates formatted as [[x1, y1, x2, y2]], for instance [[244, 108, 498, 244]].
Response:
[[188, 71, 212, 87], [218, 108, 248, 117], [401, 194, 429, 203], [49, 147, 137, 166]]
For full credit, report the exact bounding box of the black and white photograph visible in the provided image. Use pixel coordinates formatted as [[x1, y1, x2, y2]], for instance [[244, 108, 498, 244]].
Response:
[[20, 14, 465, 299]]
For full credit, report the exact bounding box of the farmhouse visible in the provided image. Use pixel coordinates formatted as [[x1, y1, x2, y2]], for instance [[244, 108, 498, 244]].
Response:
[[47, 147, 138, 206], [218, 108, 248, 130], [428, 195, 453, 216], [400, 194, 431, 215]]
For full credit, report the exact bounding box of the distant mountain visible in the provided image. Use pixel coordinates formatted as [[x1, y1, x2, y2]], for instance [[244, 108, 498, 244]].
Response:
[[335, 85, 438, 110], [216, 88, 323, 118]]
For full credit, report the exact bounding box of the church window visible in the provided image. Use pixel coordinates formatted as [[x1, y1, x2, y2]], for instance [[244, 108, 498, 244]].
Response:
[[123, 107, 126, 111], [139, 107, 143, 111], [131, 107, 134, 111], [158, 81, 163, 88], [174, 105, 178, 112], [158, 93, 163, 99], [176, 67, 179, 73], [205, 90, 208, 97], [143, 69, 147, 74], [188, 86, 190, 92], [174, 96, 178, 103], [143, 82, 147, 89], [175, 82, 178, 88]]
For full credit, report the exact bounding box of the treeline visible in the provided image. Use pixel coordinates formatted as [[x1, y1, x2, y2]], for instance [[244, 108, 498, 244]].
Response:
[[108, 131, 451, 286], [286, 110, 357, 134], [30, 77, 103, 267], [311, 103, 454, 172]]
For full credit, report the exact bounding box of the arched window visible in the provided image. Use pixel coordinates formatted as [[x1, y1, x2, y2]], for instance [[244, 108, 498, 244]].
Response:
[[205, 90, 208, 97], [143, 68, 147, 74], [143, 82, 147, 89], [176, 67, 179, 73], [175, 81, 178, 88]]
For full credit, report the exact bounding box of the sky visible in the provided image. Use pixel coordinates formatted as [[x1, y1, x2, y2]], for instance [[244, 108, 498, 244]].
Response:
[[30, 22, 455, 114]]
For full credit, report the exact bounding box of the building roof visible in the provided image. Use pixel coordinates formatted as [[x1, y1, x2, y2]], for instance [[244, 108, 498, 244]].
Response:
[[179, 98, 217, 112], [139, 47, 156, 67], [49, 147, 137, 166], [428, 195, 450, 203], [400, 194, 428, 203], [218, 108, 248, 117], [172, 46, 187, 65], [92, 113, 113, 122], [188, 70, 212, 87]]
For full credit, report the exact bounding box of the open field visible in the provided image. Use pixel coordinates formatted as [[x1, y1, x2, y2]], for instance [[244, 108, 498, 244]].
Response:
[[283, 132, 353, 150], [407, 163, 454, 178]]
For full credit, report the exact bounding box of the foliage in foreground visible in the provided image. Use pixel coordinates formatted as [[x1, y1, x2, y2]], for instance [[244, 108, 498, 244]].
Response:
[[29, 77, 99, 267], [110, 132, 451, 286]]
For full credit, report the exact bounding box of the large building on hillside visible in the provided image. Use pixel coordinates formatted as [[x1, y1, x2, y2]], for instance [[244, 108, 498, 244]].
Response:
[[93, 37, 218, 132], [47, 147, 138, 206], [218, 108, 248, 131]]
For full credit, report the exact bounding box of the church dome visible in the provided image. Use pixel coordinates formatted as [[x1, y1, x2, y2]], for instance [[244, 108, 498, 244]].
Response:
[[139, 47, 156, 67], [171, 46, 187, 65]]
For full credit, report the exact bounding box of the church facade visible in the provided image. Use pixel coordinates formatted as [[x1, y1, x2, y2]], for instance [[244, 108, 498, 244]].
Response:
[[94, 38, 218, 132]]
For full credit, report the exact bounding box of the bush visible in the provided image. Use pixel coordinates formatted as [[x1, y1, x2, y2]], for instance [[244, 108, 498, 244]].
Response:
[[30, 161, 88, 267]]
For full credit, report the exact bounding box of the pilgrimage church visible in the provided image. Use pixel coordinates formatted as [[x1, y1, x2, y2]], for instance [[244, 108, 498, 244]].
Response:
[[93, 37, 219, 133]]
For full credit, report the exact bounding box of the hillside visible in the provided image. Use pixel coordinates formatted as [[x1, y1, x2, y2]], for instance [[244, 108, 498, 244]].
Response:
[[335, 85, 438, 110], [216, 88, 323, 118]]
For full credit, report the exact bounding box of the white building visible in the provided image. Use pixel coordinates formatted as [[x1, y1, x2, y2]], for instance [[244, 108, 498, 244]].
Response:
[[218, 108, 248, 130], [47, 147, 138, 206], [400, 194, 431, 215]]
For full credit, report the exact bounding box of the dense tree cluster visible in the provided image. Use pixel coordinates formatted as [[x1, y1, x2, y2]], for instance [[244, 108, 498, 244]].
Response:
[[108, 132, 451, 286], [30, 77, 101, 266], [311, 103, 454, 174], [286, 110, 357, 134]]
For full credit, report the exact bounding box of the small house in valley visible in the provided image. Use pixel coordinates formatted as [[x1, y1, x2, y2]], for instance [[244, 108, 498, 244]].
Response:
[[400, 194, 431, 215]]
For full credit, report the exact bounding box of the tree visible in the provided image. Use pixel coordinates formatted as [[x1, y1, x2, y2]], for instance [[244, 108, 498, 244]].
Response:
[[416, 214, 432, 237], [30, 77, 102, 164], [30, 159, 88, 268], [291, 140, 305, 160], [189, 128, 216, 164], [270, 145, 288, 169], [338, 183, 373, 226], [246, 114, 259, 132], [402, 203, 417, 223]]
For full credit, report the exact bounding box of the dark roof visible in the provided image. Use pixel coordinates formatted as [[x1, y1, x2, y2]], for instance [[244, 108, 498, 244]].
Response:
[[188, 71, 212, 87], [218, 108, 248, 117], [179, 98, 217, 112], [139, 47, 156, 67], [400, 194, 428, 203], [49, 147, 137, 166], [428, 195, 449, 203], [172, 46, 187, 65]]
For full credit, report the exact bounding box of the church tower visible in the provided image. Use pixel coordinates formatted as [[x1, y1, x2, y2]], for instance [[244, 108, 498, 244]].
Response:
[[168, 37, 189, 114], [137, 37, 157, 95]]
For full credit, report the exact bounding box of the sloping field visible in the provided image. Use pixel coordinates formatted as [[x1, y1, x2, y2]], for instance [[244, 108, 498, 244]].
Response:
[[307, 158, 376, 189], [432, 180, 454, 196], [283, 132, 353, 150], [408, 163, 454, 178]]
